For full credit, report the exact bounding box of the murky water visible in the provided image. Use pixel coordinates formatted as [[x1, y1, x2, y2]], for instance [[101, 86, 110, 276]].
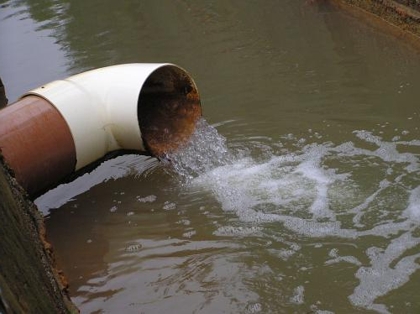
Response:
[[2, 0, 420, 313]]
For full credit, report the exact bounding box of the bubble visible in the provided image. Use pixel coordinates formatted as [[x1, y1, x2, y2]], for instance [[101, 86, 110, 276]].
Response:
[[290, 285, 305, 304], [213, 225, 262, 237], [163, 201, 176, 210], [125, 244, 142, 252], [182, 230, 196, 238], [245, 302, 262, 313], [136, 195, 157, 203]]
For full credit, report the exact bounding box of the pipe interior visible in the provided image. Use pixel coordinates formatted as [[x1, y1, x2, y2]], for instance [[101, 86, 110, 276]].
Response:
[[137, 66, 202, 157]]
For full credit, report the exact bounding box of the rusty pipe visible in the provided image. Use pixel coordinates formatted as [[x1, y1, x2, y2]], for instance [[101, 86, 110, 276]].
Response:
[[0, 64, 202, 197]]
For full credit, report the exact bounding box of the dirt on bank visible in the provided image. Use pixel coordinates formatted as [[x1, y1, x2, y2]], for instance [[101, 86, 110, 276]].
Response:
[[331, 0, 420, 42], [0, 155, 77, 313]]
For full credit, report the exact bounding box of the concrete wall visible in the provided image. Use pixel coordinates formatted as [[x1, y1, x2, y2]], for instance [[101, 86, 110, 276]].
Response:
[[332, 0, 420, 39]]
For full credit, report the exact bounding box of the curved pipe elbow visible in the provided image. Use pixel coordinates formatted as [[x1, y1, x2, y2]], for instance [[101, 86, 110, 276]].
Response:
[[0, 63, 202, 196], [26, 63, 202, 170]]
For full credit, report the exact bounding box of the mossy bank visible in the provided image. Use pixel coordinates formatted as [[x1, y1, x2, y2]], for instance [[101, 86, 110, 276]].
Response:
[[0, 155, 77, 313]]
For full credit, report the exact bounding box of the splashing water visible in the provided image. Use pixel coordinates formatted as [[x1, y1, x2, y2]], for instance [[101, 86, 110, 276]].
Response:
[[164, 118, 235, 180], [165, 119, 420, 313]]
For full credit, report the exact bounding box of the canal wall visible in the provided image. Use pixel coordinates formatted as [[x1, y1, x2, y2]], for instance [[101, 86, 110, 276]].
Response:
[[0, 155, 77, 313], [331, 0, 420, 39]]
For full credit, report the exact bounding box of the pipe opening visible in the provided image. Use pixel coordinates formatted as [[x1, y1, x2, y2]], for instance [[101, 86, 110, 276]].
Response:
[[137, 65, 202, 157]]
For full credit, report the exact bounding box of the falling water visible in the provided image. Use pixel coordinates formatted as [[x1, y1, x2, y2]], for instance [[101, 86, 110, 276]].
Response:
[[163, 118, 235, 180]]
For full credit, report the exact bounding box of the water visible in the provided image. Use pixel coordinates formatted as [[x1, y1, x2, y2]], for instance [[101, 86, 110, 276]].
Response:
[[36, 117, 420, 313], [2, 0, 420, 313], [163, 118, 234, 180], [163, 118, 420, 313]]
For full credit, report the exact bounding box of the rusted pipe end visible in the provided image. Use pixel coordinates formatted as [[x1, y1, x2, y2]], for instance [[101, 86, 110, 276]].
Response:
[[138, 65, 202, 157]]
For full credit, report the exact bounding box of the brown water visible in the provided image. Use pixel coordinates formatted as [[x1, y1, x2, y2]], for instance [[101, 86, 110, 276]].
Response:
[[2, 1, 420, 313]]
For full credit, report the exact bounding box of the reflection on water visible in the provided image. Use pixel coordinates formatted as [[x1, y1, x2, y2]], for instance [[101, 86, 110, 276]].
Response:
[[2, 0, 420, 313], [0, 1, 68, 101]]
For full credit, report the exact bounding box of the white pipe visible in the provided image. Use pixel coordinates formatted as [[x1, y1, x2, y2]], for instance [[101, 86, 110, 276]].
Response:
[[24, 63, 200, 170]]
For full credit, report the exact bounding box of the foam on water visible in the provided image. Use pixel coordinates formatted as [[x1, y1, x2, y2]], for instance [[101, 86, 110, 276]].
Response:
[[167, 119, 420, 313], [405, 186, 420, 221], [349, 232, 420, 314]]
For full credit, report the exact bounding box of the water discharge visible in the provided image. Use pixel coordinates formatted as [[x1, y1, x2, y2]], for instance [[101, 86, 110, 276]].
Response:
[[165, 118, 420, 313], [163, 118, 235, 180]]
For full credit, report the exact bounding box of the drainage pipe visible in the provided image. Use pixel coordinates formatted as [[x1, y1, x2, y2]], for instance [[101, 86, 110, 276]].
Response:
[[0, 63, 202, 197]]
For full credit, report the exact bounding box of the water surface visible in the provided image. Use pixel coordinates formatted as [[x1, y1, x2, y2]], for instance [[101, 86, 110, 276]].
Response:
[[1, 0, 420, 313]]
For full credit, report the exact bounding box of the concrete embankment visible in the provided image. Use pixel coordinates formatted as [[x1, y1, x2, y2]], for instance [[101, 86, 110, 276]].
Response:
[[331, 0, 420, 42], [0, 156, 77, 313]]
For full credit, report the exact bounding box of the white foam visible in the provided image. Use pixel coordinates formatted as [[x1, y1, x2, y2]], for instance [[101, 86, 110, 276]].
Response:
[[403, 186, 420, 221], [353, 130, 419, 171], [325, 248, 361, 266], [166, 125, 420, 312], [162, 201, 177, 211], [293, 147, 334, 219], [245, 302, 262, 313], [213, 225, 263, 237], [191, 142, 358, 238], [349, 232, 420, 313], [136, 195, 157, 203], [290, 285, 305, 305]]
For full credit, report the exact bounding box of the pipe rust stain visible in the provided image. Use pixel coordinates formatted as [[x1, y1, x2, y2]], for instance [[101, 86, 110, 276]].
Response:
[[0, 96, 76, 197], [138, 66, 202, 157]]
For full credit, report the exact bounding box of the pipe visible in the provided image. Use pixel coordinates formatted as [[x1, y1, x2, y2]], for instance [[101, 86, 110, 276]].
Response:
[[0, 63, 202, 197]]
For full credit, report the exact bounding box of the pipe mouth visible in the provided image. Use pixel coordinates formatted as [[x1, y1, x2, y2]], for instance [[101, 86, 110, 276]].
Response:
[[137, 65, 202, 157]]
